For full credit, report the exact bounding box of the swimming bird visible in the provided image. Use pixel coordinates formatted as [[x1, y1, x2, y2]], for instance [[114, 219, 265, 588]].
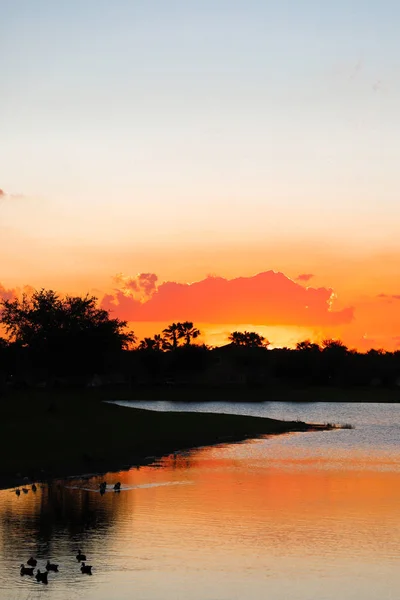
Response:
[[76, 549, 86, 561], [46, 560, 59, 572], [80, 562, 92, 575], [27, 557, 37, 567], [15, 489, 20, 496], [22, 487, 29, 494], [20, 564, 34, 576], [113, 481, 121, 491], [32, 483, 37, 492], [35, 569, 48, 584]]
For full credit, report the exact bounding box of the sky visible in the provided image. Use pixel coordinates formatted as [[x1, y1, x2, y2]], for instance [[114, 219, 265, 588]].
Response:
[[1, 0, 400, 349]]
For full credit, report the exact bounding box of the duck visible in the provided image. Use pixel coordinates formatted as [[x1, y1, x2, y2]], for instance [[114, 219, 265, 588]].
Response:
[[35, 569, 48, 584], [31, 483, 37, 492], [46, 560, 59, 572], [76, 549, 86, 561], [22, 487, 29, 494], [27, 557, 37, 567], [15, 489, 20, 496], [80, 562, 92, 575], [113, 481, 121, 491], [20, 564, 34, 576]]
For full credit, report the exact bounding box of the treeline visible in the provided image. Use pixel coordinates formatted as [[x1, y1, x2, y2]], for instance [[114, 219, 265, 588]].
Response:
[[0, 289, 400, 391]]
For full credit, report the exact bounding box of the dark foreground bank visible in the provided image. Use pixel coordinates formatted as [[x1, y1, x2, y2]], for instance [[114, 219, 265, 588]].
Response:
[[0, 389, 335, 490]]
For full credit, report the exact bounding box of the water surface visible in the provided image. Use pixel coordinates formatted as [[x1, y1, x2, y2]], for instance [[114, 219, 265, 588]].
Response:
[[1, 402, 400, 599]]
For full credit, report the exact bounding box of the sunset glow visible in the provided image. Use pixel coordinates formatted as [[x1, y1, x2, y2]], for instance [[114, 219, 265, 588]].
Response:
[[2, 1, 400, 350]]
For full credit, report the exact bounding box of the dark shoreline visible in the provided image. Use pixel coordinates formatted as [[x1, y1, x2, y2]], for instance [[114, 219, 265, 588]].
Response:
[[0, 428, 310, 492], [0, 388, 336, 491], [105, 383, 400, 403]]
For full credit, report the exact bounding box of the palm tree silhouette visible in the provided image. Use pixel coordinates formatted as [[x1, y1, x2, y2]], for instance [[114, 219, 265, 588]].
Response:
[[138, 337, 157, 350], [178, 321, 201, 346], [153, 334, 163, 350], [162, 323, 181, 350]]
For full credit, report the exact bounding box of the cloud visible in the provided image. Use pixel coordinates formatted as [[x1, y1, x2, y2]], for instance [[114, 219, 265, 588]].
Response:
[[350, 58, 363, 80], [0, 187, 26, 200], [0, 283, 17, 302], [377, 293, 400, 301], [372, 79, 382, 92], [0, 284, 35, 306], [296, 273, 314, 283], [102, 270, 354, 327], [112, 272, 158, 302]]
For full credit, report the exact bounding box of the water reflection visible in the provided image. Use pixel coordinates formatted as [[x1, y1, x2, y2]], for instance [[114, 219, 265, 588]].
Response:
[[1, 424, 400, 599]]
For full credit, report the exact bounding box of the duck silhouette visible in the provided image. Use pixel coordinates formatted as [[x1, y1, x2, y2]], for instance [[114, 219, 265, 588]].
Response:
[[20, 564, 34, 576], [80, 562, 92, 575], [76, 549, 86, 561], [27, 557, 37, 567], [15, 489, 20, 496], [35, 569, 48, 584], [113, 482, 121, 491], [31, 483, 37, 492], [46, 560, 59, 572]]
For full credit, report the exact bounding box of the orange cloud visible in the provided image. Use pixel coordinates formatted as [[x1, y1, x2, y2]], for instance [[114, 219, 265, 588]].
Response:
[[296, 273, 314, 283], [113, 272, 158, 302], [101, 271, 354, 328], [0, 283, 16, 301]]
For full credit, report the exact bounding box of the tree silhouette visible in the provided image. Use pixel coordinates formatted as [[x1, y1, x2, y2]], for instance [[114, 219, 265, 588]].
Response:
[[139, 334, 164, 351], [162, 323, 181, 350], [321, 339, 348, 353], [178, 321, 201, 346], [228, 331, 270, 348], [153, 334, 163, 350], [296, 340, 320, 352], [138, 337, 157, 351], [0, 289, 135, 376]]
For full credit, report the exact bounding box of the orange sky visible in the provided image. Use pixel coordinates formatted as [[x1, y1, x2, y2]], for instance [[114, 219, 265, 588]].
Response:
[[2, 2, 400, 351], [1, 251, 400, 350]]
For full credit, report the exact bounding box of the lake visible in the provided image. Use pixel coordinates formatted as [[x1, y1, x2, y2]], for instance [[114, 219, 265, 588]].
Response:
[[1, 401, 400, 600]]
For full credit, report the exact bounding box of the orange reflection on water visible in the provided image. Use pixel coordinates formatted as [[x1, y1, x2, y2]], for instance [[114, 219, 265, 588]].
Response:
[[104, 445, 400, 561], [1, 441, 400, 600]]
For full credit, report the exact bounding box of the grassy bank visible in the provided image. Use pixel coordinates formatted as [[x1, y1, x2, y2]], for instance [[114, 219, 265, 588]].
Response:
[[0, 388, 332, 489]]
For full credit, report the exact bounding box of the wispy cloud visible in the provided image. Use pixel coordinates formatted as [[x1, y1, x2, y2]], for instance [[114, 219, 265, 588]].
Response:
[[350, 58, 363, 80], [0, 283, 17, 302], [372, 79, 382, 92], [296, 273, 314, 283], [378, 293, 400, 301], [0, 187, 26, 200]]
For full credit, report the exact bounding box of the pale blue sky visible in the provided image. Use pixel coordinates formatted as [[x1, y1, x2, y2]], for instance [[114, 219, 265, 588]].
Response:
[[1, 1, 399, 265]]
